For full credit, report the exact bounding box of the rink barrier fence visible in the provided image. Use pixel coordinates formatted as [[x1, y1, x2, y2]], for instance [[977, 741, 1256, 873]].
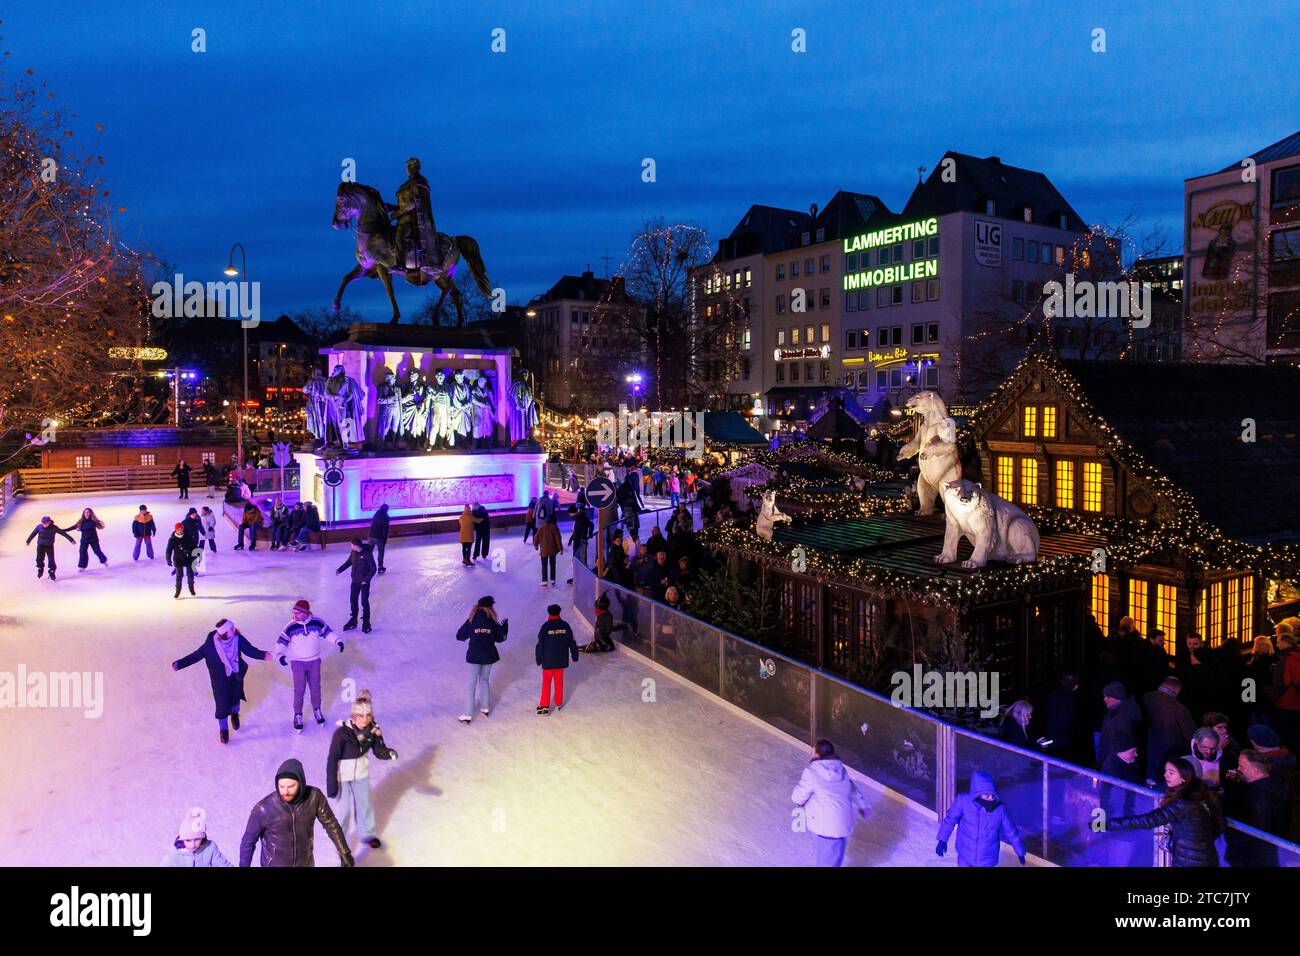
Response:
[[571, 558, 1300, 868]]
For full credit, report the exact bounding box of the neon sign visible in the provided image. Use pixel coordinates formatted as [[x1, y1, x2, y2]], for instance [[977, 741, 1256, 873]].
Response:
[[844, 258, 937, 291], [843, 217, 938, 255], [773, 345, 831, 361]]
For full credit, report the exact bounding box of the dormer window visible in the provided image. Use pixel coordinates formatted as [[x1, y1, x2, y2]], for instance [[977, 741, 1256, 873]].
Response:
[[1057, 212, 1068, 229], [816, 228, 825, 242], [985, 198, 996, 215], [802, 232, 811, 245], [1022, 205, 1034, 223]]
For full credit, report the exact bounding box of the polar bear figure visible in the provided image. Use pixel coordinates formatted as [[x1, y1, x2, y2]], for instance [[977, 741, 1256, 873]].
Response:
[[755, 490, 792, 541], [896, 390, 961, 515], [934, 479, 1040, 570]]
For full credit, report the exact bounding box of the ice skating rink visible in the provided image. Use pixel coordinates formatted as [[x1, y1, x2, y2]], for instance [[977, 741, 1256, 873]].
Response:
[[0, 492, 992, 867]]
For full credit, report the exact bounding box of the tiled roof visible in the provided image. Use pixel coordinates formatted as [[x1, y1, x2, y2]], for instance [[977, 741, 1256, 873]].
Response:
[[902, 151, 1088, 232]]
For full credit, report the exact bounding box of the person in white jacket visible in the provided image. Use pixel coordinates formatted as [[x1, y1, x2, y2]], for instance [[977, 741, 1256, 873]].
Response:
[[199, 505, 218, 554], [791, 739, 868, 867], [275, 599, 344, 734]]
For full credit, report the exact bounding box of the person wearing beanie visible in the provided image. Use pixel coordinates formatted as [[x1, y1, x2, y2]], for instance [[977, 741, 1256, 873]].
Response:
[[239, 758, 353, 867], [181, 507, 203, 550], [1246, 724, 1297, 777], [579, 592, 622, 653], [1097, 726, 1146, 865], [326, 690, 398, 851], [335, 538, 377, 633], [165, 522, 197, 599], [234, 500, 263, 551], [790, 738, 869, 867], [172, 618, 273, 744], [936, 770, 1026, 867], [131, 504, 157, 561], [369, 503, 390, 574], [275, 600, 344, 733], [26, 515, 75, 581], [535, 604, 578, 715], [1097, 681, 1142, 772], [160, 807, 235, 867], [455, 596, 509, 723]]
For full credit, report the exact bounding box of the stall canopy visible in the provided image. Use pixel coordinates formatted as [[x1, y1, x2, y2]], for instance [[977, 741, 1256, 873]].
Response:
[[702, 411, 767, 446], [806, 403, 867, 442]]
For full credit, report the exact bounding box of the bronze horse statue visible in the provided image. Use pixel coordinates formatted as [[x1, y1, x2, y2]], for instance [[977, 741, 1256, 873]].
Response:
[[332, 181, 492, 325]]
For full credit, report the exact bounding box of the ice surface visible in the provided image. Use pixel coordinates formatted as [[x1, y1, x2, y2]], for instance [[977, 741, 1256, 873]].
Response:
[[0, 491, 1026, 867]]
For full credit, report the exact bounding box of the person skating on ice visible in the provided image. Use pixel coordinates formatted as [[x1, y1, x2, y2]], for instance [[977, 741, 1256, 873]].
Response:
[[935, 770, 1026, 867], [458, 504, 475, 566], [166, 522, 197, 598], [369, 502, 390, 573], [172, 458, 192, 499], [181, 506, 203, 549], [26, 515, 74, 580], [790, 739, 869, 867], [578, 593, 622, 653], [335, 538, 377, 633], [131, 504, 157, 561], [199, 505, 217, 554], [275, 599, 344, 733], [455, 595, 508, 723], [534, 513, 563, 587], [64, 507, 107, 572], [326, 690, 398, 850], [535, 603, 578, 715], [470, 502, 491, 563], [172, 618, 273, 744], [161, 807, 235, 867], [238, 758, 354, 867]]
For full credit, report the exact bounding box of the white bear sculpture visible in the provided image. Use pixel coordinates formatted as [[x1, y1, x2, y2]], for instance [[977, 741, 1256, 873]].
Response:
[[896, 390, 961, 515], [934, 479, 1040, 569], [755, 489, 792, 541]]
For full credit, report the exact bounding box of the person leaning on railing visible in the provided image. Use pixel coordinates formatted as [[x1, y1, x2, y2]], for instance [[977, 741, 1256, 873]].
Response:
[[1106, 757, 1223, 867]]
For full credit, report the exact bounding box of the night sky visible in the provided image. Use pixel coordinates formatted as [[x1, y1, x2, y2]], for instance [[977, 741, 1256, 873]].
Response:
[[5, 0, 1297, 321]]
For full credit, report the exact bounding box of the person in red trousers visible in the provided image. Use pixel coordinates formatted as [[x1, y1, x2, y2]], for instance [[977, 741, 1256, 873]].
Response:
[[535, 604, 579, 715]]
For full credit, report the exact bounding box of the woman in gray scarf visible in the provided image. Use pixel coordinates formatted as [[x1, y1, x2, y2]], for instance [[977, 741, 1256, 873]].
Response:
[[172, 619, 272, 745]]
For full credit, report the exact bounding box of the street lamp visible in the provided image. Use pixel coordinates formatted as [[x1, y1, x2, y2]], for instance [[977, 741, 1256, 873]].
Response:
[[225, 243, 249, 465]]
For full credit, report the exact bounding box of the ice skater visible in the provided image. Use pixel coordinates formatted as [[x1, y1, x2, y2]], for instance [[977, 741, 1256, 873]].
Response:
[[65, 507, 108, 571], [203, 461, 218, 499], [790, 739, 869, 867], [935, 770, 1026, 867], [161, 808, 236, 867], [26, 515, 75, 581], [456, 595, 508, 723], [172, 618, 273, 744], [522, 495, 538, 543], [578, 593, 622, 653], [172, 458, 192, 499], [181, 506, 203, 547], [369, 502, 390, 573], [471, 502, 491, 562], [131, 504, 157, 561], [199, 505, 217, 553], [275, 599, 344, 733], [458, 504, 475, 566], [534, 514, 563, 587], [535, 603, 579, 715], [326, 690, 399, 851], [238, 758, 354, 867], [166, 522, 197, 598], [335, 538, 377, 633]]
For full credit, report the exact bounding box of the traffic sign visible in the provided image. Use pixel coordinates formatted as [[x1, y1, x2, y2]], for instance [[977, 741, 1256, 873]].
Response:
[[584, 475, 616, 509], [323, 465, 345, 488]]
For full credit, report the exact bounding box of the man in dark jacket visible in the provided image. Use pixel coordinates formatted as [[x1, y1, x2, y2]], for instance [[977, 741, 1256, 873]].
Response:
[[1142, 677, 1197, 786], [470, 502, 491, 563], [1039, 673, 1079, 760], [1097, 682, 1143, 771], [1224, 749, 1291, 866], [336, 538, 377, 633], [172, 459, 192, 499], [203, 461, 218, 498], [26, 515, 75, 581], [535, 604, 579, 715], [603, 529, 629, 586], [239, 758, 353, 867], [369, 503, 391, 574], [566, 504, 593, 584], [1137, 630, 1173, 696], [166, 523, 197, 598]]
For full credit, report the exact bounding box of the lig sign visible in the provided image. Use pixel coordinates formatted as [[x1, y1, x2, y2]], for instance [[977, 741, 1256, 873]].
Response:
[[843, 217, 940, 291], [773, 345, 832, 361]]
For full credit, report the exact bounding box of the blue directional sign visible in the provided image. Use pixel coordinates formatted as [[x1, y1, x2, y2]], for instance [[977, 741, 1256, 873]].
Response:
[[584, 475, 616, 509], [323, 465, 345, 488]]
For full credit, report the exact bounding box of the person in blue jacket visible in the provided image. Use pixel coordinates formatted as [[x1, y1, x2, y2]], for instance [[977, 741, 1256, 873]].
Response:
[[456, 595, 508, 723], [535, 604, 579, 715], [160, 807, 235, 867], [936, 770, 1027, 867]]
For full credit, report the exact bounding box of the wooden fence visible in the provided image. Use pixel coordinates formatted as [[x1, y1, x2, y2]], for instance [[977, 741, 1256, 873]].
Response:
[[15, 466, 181, 496]]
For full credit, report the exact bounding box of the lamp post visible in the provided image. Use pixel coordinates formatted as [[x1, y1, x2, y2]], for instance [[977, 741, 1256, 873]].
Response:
[[225, 243, 249, 465]]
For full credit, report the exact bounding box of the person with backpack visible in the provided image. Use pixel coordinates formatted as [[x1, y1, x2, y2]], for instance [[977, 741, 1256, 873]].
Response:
[[131, 504, 157, 561], [1108, 757, 1224, 867], [455, 596, 508, 723], [535, 604, 579, 715], [935, 770, 1027, 867], [26, 515, 75, 581], [335, 538, 377, 633], [790, 739, 869, 867]]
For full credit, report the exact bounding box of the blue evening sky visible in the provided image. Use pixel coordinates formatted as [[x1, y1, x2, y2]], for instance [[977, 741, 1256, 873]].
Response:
[[4, 0, 1297, 321]]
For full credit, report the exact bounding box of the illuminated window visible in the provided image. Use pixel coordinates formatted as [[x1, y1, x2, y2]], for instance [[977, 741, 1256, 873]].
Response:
[[1042, 406, 1057, 438], [139, 454, 156, 466], [1156, 584, 1177, 654], [74, 455, 92, 468], [1021, 458, 1038, 505], [1082, 462, 1102, 512], [1196, 588, 1207, 634], [1023, 405, 1037, 437], [997, 457, 1015, 500], [1129, 579, 1148, 634], [1243, 576, 1254, 637], [1055, 460, 1074, 508], [1092, 574, 1110, 635], [1209, 581, 1223, 645], [201, 452, 215, 465], [1227, 578, 1240, 640]]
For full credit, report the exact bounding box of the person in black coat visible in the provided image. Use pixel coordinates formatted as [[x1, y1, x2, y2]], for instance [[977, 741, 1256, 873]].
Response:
[[1109, 757, 1224, 867], [26, 515, 75, 580], [603, 529, 630, 586], [1097, 682, 1143, 770], [369, 503, 391, 573], [470, 502, 492, 562], [1223, 749, 1291, 866], [203, 461, 218, 498], [64, 507, 108, 571], [172, 459, 192, 499], [166, 523, 197, 598], [238, 758, 353, 868], [535, 604, 579, 715], [181, 507, 203, 549], [455, 596, 508, 722], [1039, 674, 1080, 760], [172, 618, 272, 744], [1142, 677, 1197, 786], [336, 539, 377, 633], [565, 505, 593, 584], [325, 690, 398, 850]]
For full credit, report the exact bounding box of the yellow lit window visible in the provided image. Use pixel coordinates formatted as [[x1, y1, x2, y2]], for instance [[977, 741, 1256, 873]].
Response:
[[1196, 588, 1207, 634], [1023, 405, 1037, 437], [1055, 460, 1074, 508], [1156, 584, 1177, 654], [1129, 579, 1148, 634], [1209, 581, 1223, 645], [1041, 406, 1057, 438], [1227, 578, 1240, 640], [1092, 574, 1110, 635], [997, 456, 1015, 500], [1243, 577, 1254, 637], [1082, 461, 1102, 512], [1021, 458, 1038, 505]]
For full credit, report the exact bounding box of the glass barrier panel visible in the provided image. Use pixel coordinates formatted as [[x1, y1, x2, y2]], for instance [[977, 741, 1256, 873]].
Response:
[[652, 602, 721, 692], [720, 634, 810, 743], [1223, 822, 1300, 868], [1045, 763, 1158, 867], [953, 730, 1046, 860]]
